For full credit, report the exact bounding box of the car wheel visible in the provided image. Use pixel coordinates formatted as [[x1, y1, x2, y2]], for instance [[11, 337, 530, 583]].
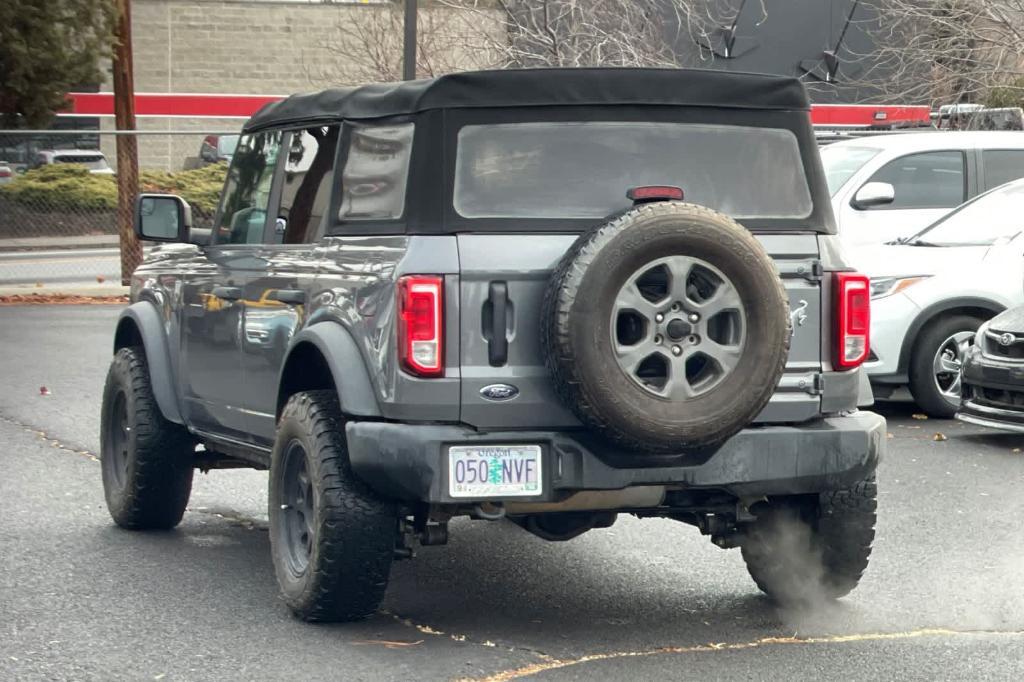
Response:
[[542, 201, 790, 452], [269, 390, 397, 622], [100, 347, 195, 530], [909, 314, 984, 418], [741, 478, 877, 604]]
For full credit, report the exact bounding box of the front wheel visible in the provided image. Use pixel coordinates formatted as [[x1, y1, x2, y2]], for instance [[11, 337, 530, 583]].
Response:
[[268, 390, 398, 622], [909, 314, 984, 418], [741, 478, 877, 604], [100, 347, 195, 530]]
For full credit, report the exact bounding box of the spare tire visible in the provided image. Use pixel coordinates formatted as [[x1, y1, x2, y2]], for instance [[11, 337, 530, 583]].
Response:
[[542, 202, 790, 453]]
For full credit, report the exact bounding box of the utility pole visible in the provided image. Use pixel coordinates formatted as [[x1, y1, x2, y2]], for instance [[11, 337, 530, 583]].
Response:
[[403, 0, 418, 80], [112, 0, 141, 285]]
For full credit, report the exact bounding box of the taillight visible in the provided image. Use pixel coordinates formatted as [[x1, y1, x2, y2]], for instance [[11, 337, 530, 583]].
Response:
[[834, 272, 870, 369], [398, 275, 443, 377], [626, 185, 684, 203]]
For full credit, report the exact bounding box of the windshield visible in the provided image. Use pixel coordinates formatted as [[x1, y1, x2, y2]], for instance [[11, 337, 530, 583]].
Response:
[[454, 122, 813, 220], [819, 145, 880, 196], [911, 179, 1024, 246]]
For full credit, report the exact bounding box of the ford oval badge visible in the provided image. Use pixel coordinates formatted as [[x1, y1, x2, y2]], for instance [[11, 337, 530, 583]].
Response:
[[480, 384, 519, 401]]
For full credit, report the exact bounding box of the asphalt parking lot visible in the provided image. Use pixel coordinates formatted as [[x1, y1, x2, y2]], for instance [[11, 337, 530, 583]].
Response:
[[2, 304, 1024, 681]]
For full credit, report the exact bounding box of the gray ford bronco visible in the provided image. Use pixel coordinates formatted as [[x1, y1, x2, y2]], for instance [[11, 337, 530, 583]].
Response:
[[102, 68, 884, 622]]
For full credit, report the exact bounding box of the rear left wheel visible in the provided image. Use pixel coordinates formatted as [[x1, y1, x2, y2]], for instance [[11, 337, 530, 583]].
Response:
[[269, 390, 398, 622]]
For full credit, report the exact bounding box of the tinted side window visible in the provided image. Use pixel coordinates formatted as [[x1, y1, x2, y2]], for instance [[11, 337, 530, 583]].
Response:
[[337, 123, 414, 222], [982, 149, 1024, 191], [215, 131, 282, 244], [274, 126, 340, 244], [864, 151, 965, 209]]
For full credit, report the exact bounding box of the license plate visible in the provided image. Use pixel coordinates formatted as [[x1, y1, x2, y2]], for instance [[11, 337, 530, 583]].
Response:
[[448, 445, 542, 498]]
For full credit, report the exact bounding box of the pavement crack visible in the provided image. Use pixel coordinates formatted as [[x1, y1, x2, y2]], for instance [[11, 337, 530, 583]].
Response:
[[465, 627, 1024, 682], [0, 413, 98, 461], [382, 610, 555, 662]]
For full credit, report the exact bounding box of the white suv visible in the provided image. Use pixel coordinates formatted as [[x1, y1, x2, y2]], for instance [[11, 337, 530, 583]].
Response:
[[822, 131, 1024, 246], [850, 177, 1024, 416]]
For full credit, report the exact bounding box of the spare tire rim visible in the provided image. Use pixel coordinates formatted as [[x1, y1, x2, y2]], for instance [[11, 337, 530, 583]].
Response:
[[611, 255, 746, 400]]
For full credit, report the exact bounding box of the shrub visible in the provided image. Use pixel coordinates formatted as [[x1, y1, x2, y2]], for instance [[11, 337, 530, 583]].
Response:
[[0, 164, 117, 210], [140, 162, 227, 213], [0, 162, 228, 213]]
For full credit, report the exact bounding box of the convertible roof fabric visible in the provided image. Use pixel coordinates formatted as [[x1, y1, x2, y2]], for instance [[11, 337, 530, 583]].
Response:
[[243, 67, 809, 132]]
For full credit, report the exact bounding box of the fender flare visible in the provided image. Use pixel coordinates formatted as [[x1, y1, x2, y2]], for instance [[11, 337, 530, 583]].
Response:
[[897, 297, 1005, 373], [114, 302, 184, 424], [279, 323, 382, 418]]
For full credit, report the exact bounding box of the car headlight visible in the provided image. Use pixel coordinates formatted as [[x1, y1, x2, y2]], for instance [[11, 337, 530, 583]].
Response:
[[869, 275, 931, 300]]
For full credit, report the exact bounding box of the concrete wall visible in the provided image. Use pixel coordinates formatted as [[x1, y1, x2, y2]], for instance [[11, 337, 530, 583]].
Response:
[[104, 0, 503, 170]]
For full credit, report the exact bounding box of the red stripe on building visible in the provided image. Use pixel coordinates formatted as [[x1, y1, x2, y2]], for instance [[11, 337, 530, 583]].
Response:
[[809, 103, 931, 126], [65, 92, 284, 118], [64, 93, 933, 127]]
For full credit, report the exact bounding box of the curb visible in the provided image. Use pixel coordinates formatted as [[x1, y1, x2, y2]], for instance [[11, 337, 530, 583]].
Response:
[[0, 285, 129, 298], [0, 237, 121, 253]]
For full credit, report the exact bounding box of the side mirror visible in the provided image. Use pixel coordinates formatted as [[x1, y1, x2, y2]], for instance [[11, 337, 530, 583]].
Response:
[[134, 194, 191, 242], [852, 182, 896, 210]]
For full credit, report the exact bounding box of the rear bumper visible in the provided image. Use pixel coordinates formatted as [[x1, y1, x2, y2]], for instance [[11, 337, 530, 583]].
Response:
[[345, 412, 886, 504]]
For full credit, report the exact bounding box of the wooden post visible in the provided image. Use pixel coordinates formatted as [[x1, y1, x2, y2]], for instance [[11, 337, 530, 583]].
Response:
[[112, 0, 140, 285], [403, 0, 418, 80]]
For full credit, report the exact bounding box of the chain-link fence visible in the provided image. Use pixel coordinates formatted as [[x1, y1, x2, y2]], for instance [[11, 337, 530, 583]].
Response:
[[0, 130, 235, 288]]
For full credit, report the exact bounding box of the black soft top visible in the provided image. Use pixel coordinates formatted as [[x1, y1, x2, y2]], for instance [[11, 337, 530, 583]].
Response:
[[243, 67, 809, 133]]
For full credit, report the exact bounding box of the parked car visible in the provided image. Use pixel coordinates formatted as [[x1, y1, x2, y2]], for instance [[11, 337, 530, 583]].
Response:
[[0, 162, 13, 185], [30, 149, 114, 174], [198, 134, 239, 165], [102, 68, 883, 622], [851, 177, 1024, 417], [821, 131, 1024, 246], [958, 304, 1024, 432]]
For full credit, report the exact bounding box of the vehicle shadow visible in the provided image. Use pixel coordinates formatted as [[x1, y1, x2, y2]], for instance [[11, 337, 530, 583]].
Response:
[[89, 512, 864, 656]]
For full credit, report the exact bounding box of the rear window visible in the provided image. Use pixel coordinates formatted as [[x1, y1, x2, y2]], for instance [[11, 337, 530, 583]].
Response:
[[453, 122, 812, 220], [54, 154, 107, 170]]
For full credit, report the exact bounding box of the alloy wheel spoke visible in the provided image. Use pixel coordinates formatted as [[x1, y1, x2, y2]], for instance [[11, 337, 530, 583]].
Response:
[[666, 367, 696, 400], [665, 256, 696, 301], [614, 280, 660, 318], [614, 340, 659, 376], [934, 353, 961, 375], [702, 339, 743, 374], [692, 282, 742, 318]]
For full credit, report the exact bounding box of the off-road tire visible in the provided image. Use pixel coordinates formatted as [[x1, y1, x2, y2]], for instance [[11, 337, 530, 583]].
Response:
[[100, 346, 194, 530], [542, 201, 791, 452], [268, 390, 397, 622], [741, 478, 877, 604], [909, 314, 984, 418]]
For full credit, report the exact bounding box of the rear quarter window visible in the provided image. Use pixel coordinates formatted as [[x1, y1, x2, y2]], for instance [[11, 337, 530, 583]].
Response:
[[453, 122, 813, 220], [982, 149, 1024, 191]]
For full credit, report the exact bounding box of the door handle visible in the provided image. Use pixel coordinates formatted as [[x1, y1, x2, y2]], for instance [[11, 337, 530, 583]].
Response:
[[486, 282, 509, 367], [211, 286, 242, 301], [273, 289, 306, 305]]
